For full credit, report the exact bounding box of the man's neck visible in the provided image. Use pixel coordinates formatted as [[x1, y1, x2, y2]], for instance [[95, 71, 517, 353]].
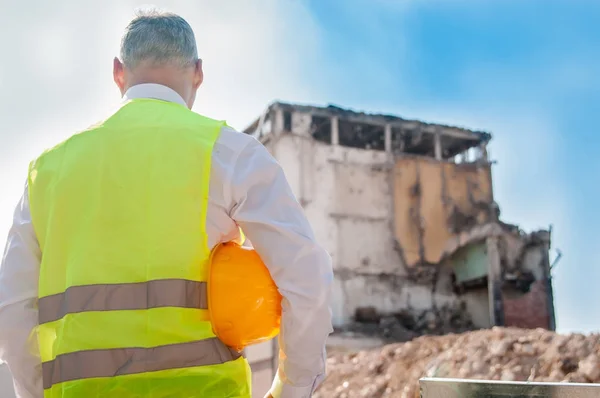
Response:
[[123, 83, 188, 108], [125, 74, 192, 108]]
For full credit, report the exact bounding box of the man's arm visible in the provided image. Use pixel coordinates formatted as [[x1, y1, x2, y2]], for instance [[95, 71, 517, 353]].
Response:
[[0, 183, 43, 398], [228, 138, 333, 398]]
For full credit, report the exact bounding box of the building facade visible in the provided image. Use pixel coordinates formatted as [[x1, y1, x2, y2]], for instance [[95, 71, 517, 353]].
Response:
[[243, 102, 556, 335]]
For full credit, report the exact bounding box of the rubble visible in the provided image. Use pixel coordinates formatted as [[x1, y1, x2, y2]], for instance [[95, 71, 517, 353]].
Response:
[[316, 327, 600, 398], [339, 303, 475, 344]]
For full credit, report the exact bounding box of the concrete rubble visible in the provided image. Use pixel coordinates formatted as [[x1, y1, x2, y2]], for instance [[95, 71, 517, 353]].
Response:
[[339, 303, 474, 343], [315, 327, 600, 398]]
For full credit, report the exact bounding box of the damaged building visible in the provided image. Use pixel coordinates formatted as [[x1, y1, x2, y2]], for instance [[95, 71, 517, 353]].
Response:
[[244, 102, 557, 335], [240, 102, 558, 396]]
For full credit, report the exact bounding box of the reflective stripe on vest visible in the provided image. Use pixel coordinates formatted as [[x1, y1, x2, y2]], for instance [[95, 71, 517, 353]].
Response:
[[28, 99, 251, 397], [42, 338, 242, 389], [38, 279, 208, 324]]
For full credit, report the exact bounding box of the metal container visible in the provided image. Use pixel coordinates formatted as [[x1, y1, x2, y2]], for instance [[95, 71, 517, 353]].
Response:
[[420, 377, 600, 398]]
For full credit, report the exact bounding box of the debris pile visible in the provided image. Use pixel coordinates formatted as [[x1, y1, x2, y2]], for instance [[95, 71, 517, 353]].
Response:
[[315, 327, 600, 398], [342, 303, 475, 343]]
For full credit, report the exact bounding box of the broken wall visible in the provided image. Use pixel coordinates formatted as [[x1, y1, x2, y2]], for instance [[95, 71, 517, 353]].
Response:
[[447, 224, 554, 330], [500, 230, 554, 329], [257, 107, 554, 335], [393, 156, 494, 268], [264, 114, 490, 329], [504, 280, 552, 328]]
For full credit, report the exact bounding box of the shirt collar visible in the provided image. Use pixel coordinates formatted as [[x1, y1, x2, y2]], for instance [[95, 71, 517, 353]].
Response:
[[123, 83, 188, 107]]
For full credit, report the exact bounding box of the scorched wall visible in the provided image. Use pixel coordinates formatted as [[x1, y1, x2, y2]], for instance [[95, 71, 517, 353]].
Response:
[[263, 126, 486, 328]]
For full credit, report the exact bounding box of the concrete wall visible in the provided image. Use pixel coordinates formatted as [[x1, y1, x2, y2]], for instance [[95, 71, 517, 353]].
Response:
[[265, 129, 486, 328], [393, 156, 493, 267]]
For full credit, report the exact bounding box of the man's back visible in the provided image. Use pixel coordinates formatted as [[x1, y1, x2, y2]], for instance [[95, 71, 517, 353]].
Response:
[[29, 98, 252, 397], [31, 98, 224, 278]]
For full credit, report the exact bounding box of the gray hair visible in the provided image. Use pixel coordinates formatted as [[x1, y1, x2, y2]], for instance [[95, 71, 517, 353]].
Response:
[[120, 8, 198, 69]]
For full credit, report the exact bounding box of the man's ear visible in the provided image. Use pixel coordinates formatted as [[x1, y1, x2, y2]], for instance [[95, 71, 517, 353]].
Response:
[[113, 57, 126, 94], [193, 59, 204, 90]]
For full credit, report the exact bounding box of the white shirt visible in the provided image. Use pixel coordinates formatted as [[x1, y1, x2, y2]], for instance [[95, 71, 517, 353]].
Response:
[[0, 84, 333, 398]]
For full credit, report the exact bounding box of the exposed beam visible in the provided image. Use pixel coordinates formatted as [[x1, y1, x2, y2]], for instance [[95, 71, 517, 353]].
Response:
[[487, 236, 505, 327], [269, 103, 489, 142], [331, 116, 339, 145], [273, 109, 284, 134], [384, 124, 392, 153], [434, 129, 442, 160]]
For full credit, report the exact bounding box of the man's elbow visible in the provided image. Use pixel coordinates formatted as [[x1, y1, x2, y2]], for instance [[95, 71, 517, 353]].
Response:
[[311, 246, 334, 335], [278, 243, 333, 307], [301, 244, 333, 313]]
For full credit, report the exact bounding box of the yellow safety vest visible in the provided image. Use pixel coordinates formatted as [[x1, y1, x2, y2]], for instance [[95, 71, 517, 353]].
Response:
[[28, 98, 252, 398]]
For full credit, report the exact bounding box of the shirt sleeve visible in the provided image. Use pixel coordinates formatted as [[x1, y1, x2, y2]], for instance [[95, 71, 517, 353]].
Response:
[[228, 138, 333, 398], [0, 183, 43, 398]]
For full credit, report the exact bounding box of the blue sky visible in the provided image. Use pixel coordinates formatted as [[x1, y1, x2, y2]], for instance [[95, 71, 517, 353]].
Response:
[[1, 0, 598, 333], [299, 0, 600, 333]]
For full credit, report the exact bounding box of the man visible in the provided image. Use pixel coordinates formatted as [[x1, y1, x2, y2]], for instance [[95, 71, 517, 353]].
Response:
[[0, 9, 333, 398]]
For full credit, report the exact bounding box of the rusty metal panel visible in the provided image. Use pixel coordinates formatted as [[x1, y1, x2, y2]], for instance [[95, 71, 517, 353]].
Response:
[[419, 378, 600, 398], [393, 156, 493, 267]]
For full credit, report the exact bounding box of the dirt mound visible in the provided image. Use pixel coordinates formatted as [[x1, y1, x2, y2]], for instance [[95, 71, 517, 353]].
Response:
[[314, 327, 600, 398]]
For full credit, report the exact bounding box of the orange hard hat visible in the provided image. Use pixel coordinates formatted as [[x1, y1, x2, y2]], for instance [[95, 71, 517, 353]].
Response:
[[208, 242, 282, 351]]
